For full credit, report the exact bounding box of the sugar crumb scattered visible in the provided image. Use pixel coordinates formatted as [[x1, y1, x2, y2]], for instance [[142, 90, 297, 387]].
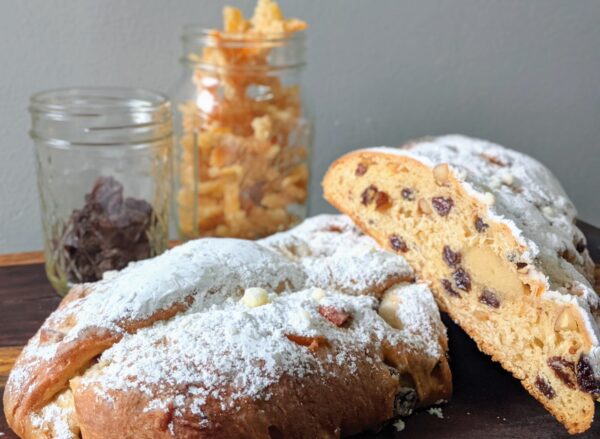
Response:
[[393, 419, 405, 432], [427, 407, 444, 419]]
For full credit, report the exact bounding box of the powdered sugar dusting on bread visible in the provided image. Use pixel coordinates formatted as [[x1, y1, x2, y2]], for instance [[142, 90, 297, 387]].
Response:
[[384, 283, 446, 359], [78, 288, 436, 426], [261, 214, 414, 295], [30, 391, 77, 439], [367, 135, 600, 377], [9, 215, 449, 436], [67, 239, 307, 338]]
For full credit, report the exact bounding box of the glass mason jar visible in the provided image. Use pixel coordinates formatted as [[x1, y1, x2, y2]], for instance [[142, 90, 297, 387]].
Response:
[[171, 25, 312, 240], [30, 87, 173, 295]]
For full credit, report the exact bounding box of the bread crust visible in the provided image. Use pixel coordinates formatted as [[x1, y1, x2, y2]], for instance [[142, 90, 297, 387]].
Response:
[[4, 215, 451, 439]]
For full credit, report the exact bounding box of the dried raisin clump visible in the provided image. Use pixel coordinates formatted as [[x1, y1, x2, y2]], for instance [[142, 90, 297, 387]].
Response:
[[401, 187, 415, 201], [431, 196, 454, 217], [389, 235, 408, 253], [361, 185, 378, 205], [576, 355, 600, 395], [355, 163, 368, 176], [535, 376, 556, 399], [360, 184, 391, 210], [479, 289, 500, 308], [441, 279, 460, 298], [475, 217, 489, 232], [442, 246, 461, 268], [452, 268, 472, 292], [547, 356, 576, 389]]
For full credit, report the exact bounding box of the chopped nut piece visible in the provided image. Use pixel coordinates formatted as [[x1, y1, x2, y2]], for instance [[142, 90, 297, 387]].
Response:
[[482, 192, 495, 206], [433, 164, 450, 185], [418, 198, 433, 214], [241, 287, 271, 308], [500, 171, 514, 186], [312, 288, 326, 301], [542, 206, 554, 217], [554, 307, 579, 332], [319, 305, 351, 327]]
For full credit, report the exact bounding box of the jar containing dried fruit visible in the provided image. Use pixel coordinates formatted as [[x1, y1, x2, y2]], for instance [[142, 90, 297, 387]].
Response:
[[171, 1, 312, 240], [30, 87, 172, 295]]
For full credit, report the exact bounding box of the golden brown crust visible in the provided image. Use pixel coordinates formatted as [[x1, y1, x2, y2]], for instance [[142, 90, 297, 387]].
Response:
[[72, 358, 399, 439], [3, 298, 192, 439]]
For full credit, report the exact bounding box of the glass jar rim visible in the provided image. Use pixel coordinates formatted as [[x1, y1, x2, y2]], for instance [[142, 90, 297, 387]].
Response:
[[29, 86, 170, 116], [181, 23, 306, 46], [29, 87, 172, 148], [180, 24, 306, 71]]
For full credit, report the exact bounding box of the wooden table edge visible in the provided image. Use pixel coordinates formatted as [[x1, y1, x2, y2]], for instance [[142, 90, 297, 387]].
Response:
[[0, 251, 44, 267], [0, 241, 183, 268]]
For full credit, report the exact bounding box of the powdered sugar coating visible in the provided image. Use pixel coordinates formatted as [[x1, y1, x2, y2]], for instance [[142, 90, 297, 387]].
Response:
[[11, 215, 448, 436], [29, 391, 77, 439], [77, 288, 435, 428], [367, 135, 600, 378], [383, 283, 446, 360], [261, 214, 414, 295], [64, 238, 307, 340]]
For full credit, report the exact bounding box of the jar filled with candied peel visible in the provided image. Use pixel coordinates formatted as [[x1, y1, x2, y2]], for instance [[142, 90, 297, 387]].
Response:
[[172, 0, 312, 240]]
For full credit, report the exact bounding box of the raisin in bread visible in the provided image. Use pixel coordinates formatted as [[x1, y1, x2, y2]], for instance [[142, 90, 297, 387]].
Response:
[[4, 215, 451, 439], [323, 135, 600, 434]]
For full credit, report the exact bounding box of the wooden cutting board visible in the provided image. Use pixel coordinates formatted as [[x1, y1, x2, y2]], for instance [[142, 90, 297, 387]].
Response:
[[2, 223, 600, 439]]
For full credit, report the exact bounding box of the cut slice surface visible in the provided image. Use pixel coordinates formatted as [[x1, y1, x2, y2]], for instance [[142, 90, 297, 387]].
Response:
[[323, 134, 600, 434]]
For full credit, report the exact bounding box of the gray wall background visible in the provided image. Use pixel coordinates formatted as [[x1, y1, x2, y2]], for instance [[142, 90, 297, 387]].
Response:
[[1, 0, 599, 252]]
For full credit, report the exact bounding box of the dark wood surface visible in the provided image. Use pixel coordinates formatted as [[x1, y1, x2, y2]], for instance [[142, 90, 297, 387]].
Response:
[[1, 223, 599, 438]]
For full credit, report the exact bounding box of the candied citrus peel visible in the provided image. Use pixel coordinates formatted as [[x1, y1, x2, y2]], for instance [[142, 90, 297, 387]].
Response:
[[177, 0, 309, 240]]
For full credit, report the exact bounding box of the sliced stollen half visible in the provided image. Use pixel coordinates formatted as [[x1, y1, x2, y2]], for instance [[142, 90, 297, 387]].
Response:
[[323, 134, 600, 434]]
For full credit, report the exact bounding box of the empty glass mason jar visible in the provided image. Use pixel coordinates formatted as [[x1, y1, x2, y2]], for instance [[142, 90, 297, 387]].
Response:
[[30, 87, 173, 295], [171, 25, 312, 240]]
